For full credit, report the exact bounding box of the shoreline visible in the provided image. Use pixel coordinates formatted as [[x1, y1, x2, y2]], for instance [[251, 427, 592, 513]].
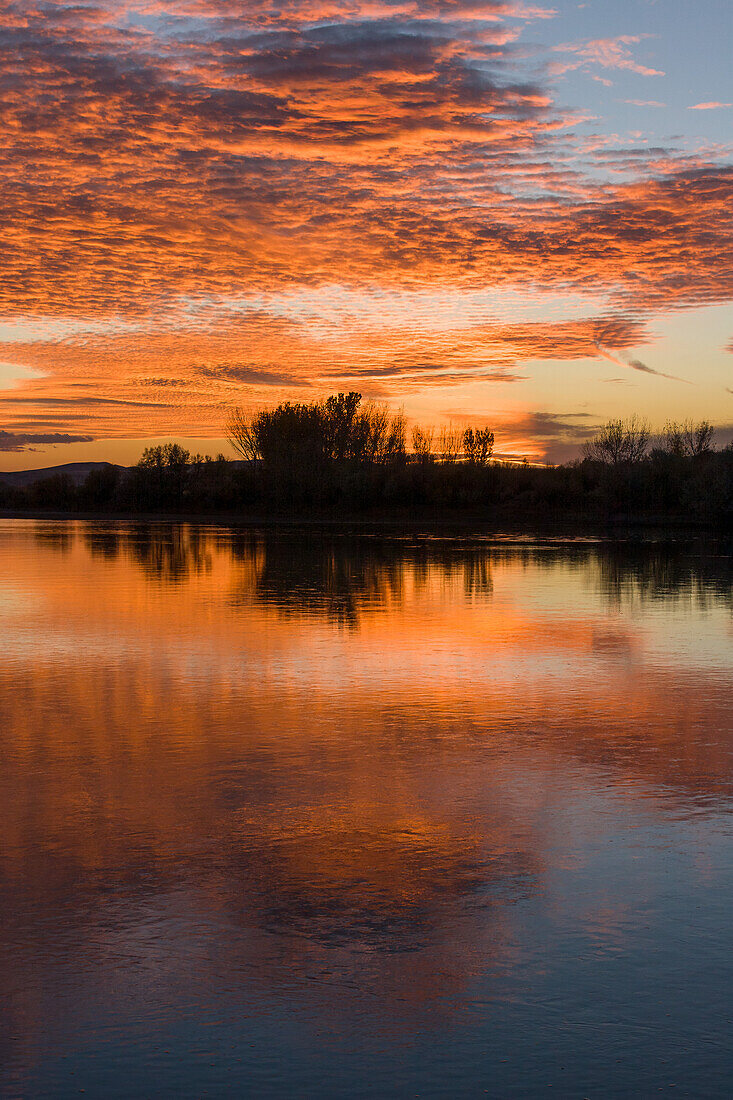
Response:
[[0, 506, 720, 539]]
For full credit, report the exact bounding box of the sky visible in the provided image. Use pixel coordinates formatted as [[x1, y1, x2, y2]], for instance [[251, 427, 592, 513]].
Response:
[[0, 0, 732, 468]]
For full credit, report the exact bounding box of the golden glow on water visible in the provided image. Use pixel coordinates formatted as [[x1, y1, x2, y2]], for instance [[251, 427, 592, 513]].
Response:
[[1, 520, 733, 1095]]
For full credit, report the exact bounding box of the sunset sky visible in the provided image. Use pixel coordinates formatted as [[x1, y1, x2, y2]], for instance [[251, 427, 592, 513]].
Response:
[[1, 0, 732, 468]]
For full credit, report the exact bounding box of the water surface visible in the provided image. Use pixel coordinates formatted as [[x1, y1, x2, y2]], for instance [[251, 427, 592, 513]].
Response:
[[2, 521, 733, 1097]]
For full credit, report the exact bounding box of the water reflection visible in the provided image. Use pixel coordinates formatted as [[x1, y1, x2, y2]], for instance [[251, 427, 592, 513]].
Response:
[[32, 520, 75, 554], [231, 533, 409, 627], [41, 519, 733, 616], [1, 520, 733, 1096]]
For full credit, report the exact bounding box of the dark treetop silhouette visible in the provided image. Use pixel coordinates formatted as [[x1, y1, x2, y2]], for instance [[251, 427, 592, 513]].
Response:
[[1, 398, 731, 525]]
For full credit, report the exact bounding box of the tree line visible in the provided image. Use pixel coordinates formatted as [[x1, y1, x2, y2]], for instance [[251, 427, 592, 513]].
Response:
[[1, 396, 732, 524]]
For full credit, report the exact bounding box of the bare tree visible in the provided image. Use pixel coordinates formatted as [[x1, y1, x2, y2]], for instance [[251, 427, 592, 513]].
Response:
[[660, 419, 714, 457], [582, 416, 650, 464], [438, 424, 463, 463], [227, 406, 262, 464], [411, 424, 434, 462], [685, 419, 714, 455], [350, 401, 406, 462]]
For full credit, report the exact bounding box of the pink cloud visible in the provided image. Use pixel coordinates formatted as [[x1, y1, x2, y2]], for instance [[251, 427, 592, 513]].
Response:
[[551, 35, 664, 78]]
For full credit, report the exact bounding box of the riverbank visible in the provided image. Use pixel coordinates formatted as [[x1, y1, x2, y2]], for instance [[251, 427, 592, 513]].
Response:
[[0, 505, 722, 536], [4, 441, 731, 529]]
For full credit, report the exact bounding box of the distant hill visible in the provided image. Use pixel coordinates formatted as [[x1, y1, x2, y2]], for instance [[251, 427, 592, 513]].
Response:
[[0, 462, 129, 488]]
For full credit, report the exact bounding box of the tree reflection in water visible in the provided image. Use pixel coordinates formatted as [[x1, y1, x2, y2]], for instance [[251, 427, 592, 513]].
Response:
[[41, 521, 733, 620]]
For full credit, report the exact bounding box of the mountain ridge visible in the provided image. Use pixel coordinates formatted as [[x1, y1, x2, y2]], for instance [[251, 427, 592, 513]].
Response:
[[0, 462, 129, 488]]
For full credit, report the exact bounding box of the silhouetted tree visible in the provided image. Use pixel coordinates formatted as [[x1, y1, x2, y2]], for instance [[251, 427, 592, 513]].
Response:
[[660, 419, 714, 457], [322, 391, 362, 461], [350, 400, 406, 463], [138, 443, 191, 469], [133, 443, 192, 507], [79, 464, 120, 507], [4, 400, 731, 525], [583, 416, 650, 464], [463, 427, 494, 465], [438, 424, 463, 462], [411, 424, 435, 463], [29, 473, 75, 509], [227, 392, 406, 470], [226, 407, 262, 465]]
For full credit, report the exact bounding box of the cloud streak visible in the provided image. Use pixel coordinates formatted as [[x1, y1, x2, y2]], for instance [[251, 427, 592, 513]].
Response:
[[593, 344, 690, 383], [0, 431, 93, 453]]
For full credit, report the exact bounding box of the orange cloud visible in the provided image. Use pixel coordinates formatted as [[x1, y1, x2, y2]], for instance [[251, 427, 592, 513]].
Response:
[[0, 1, 730, 454]]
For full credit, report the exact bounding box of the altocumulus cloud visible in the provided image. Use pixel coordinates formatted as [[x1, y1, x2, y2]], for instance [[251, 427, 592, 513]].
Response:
[[0, 0, 731, 448]]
